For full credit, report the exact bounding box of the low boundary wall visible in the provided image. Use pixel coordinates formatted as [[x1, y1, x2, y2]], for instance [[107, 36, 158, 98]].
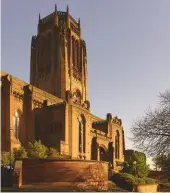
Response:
[[13, 159, 109, 186]]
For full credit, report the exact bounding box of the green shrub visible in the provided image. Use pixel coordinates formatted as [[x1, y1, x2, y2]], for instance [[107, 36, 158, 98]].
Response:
[[13, 146, 28, 159], [122, 161, 131, 173], [27, 140, 48, 159], [47, 148, 60, 159], [119, 172, 136, 182], [111, 172, 157, 191], [132, 177, 156, 185], [123, 150, 149, 178], [1, 151, 15, 166], [136, 163, 149, 178], [144, 177, 157, 184], [111, 173, 135, 191], [135, 178, 145, 185], [161, 182, 170, 188]]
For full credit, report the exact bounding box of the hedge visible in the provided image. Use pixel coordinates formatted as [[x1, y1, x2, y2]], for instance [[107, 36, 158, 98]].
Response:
[[111, 172, 157, 191]]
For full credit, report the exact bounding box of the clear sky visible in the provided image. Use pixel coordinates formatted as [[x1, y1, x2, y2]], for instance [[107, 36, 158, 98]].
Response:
[[1, 0, 170, 153]]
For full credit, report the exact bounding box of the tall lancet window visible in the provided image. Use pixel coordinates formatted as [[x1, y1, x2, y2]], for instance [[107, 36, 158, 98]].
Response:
[[115, 130, 120, 159], [13, 111, 20, 139], [78, 115, 86, 153], [76, 40, 79, 68], [75, 40, 77, 66], [72, 37, 75, 66]]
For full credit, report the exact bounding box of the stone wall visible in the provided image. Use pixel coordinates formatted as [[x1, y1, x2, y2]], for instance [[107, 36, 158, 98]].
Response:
[[33, 103, 66, 151], [20, 159, 108, 185]]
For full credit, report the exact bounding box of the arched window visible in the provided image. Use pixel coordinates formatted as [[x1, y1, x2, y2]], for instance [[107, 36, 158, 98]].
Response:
[[13, 111, 20, 139], [78, 115, 86, 154], [115, 130, 120, 159], [91, 137, 98, 160]]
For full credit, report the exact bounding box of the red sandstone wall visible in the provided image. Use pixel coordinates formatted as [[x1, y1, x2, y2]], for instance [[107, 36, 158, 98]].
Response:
[[34, 105, 65, 150], [21, 159, 108, 184]]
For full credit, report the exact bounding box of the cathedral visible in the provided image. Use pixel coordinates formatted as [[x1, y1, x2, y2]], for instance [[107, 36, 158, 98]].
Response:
[[1, 6, 125, 170]]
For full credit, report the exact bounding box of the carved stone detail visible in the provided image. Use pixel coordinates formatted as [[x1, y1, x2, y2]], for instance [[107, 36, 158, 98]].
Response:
[[72, 66, 82, 81], [12, 90, 24, 101], [72, 89, 82, 105], [82, 100, 90, 110], [33, 99, 43, 108]]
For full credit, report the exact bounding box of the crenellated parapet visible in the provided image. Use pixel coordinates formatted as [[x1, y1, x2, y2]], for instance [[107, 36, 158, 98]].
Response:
[[91, 113, 123, 141], [112, 116, 122, 126], [38, 5, 80, 36], [40, 12, 56, 24], [106, 113, 122, 126]]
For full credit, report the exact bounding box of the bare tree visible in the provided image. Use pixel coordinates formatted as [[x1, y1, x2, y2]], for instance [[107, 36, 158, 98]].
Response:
[[159, 90, 170, 105], [131, 90, 170, 156]]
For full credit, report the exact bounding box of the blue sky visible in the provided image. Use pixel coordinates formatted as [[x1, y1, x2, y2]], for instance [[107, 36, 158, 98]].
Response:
[[1, 0, 170, 152]]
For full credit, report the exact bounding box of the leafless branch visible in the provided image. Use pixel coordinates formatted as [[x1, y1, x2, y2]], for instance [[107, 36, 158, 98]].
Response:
[[131, 90, 170, 156]]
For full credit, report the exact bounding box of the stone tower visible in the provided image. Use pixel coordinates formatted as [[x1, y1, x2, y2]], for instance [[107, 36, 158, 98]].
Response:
[[30, 5, 88, 101]]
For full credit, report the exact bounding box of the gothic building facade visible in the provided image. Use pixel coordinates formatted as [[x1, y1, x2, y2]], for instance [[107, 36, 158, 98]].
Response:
[[1, 6, 125, 169]]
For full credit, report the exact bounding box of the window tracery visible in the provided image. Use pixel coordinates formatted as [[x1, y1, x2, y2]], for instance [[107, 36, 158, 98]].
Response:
[[115, 130, 120, 159], [38, 33, 52, 81], [78, 115, 86, 154], [72, 36, 82, 81], [13, 111, 20, 139]]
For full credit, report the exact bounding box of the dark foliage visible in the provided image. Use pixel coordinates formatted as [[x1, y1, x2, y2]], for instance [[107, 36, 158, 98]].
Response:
[[111, 172, 157, 191]]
